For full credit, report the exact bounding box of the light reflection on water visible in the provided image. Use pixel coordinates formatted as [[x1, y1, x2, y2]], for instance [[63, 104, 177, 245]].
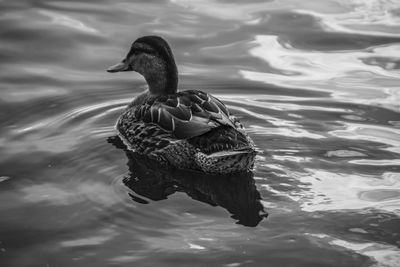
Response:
[[1, 0, 400, 266]]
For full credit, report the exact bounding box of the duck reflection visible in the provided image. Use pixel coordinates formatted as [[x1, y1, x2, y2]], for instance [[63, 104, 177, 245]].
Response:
[[108, 136, 267, 227]]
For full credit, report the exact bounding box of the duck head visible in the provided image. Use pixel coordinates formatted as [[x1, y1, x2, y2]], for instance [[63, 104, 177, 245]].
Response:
[[107, 36, 178, 95]]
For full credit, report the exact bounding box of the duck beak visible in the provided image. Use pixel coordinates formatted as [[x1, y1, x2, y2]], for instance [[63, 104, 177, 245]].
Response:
[[107, 61, 130, 73]]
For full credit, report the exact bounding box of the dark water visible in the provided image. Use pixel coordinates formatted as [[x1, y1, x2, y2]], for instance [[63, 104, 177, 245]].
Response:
[[1, 0, 400, 266]]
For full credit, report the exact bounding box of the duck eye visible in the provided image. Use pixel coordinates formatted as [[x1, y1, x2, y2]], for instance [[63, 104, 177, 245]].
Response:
[[126, 50, 139, 59]]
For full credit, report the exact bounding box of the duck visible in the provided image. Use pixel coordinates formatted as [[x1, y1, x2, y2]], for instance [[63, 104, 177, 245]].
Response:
[[107, 35, 256, 174]]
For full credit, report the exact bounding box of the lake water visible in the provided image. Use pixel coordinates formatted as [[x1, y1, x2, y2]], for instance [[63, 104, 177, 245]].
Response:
[[1, 0, 400, 266]]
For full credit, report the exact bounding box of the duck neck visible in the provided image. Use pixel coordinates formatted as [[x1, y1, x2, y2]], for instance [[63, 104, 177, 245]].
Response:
[[145, 61, 178, 95]]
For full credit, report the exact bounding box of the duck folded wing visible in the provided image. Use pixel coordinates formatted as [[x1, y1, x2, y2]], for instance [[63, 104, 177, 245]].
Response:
[[136, 90, 235, 139]]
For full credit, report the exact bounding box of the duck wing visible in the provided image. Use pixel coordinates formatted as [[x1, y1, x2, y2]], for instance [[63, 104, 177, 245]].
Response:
[[135, 90, 235, 139]]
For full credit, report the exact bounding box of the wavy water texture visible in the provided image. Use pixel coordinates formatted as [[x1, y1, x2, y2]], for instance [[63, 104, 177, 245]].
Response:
[[0, 0, 400, 267], [298, 0, 400, 36]]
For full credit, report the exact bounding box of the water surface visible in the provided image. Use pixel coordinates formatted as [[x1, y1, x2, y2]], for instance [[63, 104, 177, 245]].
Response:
[[1, 0, 400, 266]]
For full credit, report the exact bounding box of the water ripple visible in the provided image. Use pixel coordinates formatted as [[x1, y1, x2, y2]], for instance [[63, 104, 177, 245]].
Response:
[[284, 170, 400, 213], [2, 99, 128, 153], [38, 10, 99, 34], [242, 35, 400, 91], [298, 0, 400, 36]]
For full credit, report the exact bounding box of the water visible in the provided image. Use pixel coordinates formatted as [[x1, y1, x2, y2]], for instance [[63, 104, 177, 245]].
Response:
[[1, 0, 400, 266]]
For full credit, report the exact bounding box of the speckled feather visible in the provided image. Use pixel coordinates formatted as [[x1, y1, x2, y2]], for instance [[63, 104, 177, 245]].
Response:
[[130, 90, 235, 139]]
